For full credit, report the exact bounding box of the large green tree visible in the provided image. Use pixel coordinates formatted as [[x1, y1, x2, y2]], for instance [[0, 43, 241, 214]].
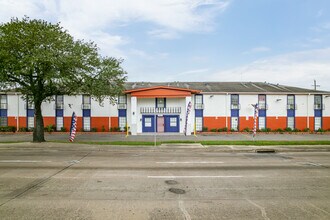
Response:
[[0, 17, 127, 142]]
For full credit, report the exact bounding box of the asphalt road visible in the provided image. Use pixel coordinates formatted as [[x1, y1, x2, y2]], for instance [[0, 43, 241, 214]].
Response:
[[0, 143, 329, 219]]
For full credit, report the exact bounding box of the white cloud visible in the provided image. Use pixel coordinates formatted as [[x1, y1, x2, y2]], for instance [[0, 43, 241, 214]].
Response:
[[242, 47, 271, 55], [0, 0, 230, 56], [210, 48, 330, 91]]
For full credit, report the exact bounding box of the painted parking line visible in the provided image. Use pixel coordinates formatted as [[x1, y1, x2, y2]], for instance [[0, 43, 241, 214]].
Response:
[[156, 161, 224, 164], [148, 175, 243, 178], [0, 160, 52, 163]]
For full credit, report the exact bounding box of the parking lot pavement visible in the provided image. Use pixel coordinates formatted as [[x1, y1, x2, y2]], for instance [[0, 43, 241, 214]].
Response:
[[1, 132, 330, 142], [0, 143, 329, 219]]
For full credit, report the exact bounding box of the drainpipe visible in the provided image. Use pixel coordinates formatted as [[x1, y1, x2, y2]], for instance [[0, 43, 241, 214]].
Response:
[[16, 93, 19, 131], [307, 93, 310, 129], [225, 93, 229, 128]]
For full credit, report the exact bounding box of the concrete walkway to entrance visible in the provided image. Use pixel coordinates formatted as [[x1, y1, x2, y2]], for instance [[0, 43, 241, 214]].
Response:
[[0, 132, 329, 142]]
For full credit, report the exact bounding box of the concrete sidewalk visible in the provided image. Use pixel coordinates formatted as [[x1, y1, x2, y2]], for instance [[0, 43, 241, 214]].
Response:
[[1, 132, 330, 142]]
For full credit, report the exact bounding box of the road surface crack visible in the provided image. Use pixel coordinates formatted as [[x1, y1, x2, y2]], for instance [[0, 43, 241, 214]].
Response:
[[246, 199, 270, 220]]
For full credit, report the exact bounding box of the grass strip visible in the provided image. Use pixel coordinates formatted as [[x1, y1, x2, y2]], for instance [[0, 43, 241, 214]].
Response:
[[48, 140, 330, 146]]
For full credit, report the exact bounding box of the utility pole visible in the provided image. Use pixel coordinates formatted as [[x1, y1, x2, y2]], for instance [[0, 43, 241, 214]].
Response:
[[312, 79, 320, 91]]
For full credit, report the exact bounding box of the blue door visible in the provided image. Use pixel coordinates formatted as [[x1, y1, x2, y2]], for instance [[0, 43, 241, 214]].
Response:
[[164, 115, 179, 132], [142, 115, 155, 132]]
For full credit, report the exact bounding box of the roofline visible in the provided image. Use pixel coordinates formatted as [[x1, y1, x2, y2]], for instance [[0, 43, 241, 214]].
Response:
[[124, 86, 201, 94]]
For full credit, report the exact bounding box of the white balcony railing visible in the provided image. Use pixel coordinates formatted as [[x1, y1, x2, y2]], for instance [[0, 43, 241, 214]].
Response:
[[140, 107, 181, 114], [194, 103, 204, 109], [81, 104, 91, 109], [258, 103, 268, 110], [117, 103, 127, 109], [54, 103, 64, 110], [314, 104, 325, 110], [287, 104, 297, 110], [0, 103, 8, 109], [231, 104, 241, 110]]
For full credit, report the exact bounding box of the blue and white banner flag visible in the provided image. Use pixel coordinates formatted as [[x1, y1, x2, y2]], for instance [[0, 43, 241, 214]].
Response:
[[252, 104, 259, 137], [184, 101, 192, 136], [69, 112, 77, 142]]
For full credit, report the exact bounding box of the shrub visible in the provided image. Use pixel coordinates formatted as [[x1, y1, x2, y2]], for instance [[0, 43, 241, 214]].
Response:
[[230, 129, 237, 132], [44, 124, 55, 132], [0, 126, 16, 132], [91, 127, 97, 132], [303, 128, 310, 132], [210, 128, 217, 132], [284, 127, 292, 132], [218, 127, 228, 132], [202, 127, 208, 132], [316, 128, 325, 133], [110, 127, 120, 132], [261, 128, 271, 132], [101, 125, 106, 132], [60, 127, 67, 132], [293, 128, 301, 132], [275, 128, 284, 132], [242, 127, 251, 132], [19, 127, 28, 132]]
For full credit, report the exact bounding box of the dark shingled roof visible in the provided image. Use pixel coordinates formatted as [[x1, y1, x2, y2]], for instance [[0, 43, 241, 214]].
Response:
[[125, 82, 330, 94]]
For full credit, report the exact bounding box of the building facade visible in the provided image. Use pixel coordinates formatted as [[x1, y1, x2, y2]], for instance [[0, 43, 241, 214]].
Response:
[[1, 82, 330, 134]]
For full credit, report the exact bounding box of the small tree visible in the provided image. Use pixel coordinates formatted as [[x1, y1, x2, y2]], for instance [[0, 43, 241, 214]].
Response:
[[0, 17, 127, 142]]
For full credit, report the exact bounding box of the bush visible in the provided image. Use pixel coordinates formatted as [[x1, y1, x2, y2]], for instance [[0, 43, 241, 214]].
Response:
[[303, 128, 310, 132], [275, 128, 284, 132], [316, 128, 325, 133], [101, 125, 106, 132], [110, 127, 120, 132], [44, 124, 55, 132], [0, 126, 16, 132], [60, 127, 67, 132], [230, 129, 238, 132], [242, 127, 251, 132], [202, 127, 208, 132], [293, 128, 301, 132], [91, 127, 97, 132], [284, 127, 292, 132], [210, 128, 217, 132], [218, 127, 228, 132], [261, 128, 271, 132], [19, 127, 28, 132]]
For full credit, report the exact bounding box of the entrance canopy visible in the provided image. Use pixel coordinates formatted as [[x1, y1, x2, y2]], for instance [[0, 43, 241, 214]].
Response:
[[125, 86, 200, 98]]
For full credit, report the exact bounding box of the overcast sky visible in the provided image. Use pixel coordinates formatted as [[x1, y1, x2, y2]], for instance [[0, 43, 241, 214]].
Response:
[[1, 0, 330, 91]]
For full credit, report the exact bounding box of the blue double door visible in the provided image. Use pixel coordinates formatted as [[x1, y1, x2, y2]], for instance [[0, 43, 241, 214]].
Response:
[[142, 115, 179, 133]]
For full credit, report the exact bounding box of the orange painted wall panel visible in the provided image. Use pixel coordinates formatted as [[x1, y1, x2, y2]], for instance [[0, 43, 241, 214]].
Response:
[[43, 117, 55, 127], [266, 117, 287, 130], [111, 117, 119, 128], [323, 117, 330, 130], [19, 117, 27, 128], [239, 117, 254, 131], [7, 117, 16, 127], [296, 117, 307, 130], [203, 117, 227, 130], [309, 117, 315, 131], [91, 117, 109, 131]]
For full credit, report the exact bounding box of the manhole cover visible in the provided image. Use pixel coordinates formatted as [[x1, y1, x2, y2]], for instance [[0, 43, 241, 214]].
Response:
[[165, 180, 178, 185], [169, 188, 186, 194]]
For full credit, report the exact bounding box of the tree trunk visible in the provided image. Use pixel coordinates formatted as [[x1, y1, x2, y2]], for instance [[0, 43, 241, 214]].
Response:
[[33, 101, 45, 142]]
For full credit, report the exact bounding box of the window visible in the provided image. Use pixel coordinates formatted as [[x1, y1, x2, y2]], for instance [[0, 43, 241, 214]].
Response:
[[314, 95, 322, 109], [145, 118, 152, 127], [0, 117, 7, 126], [83, 117, 91, 131], [259, 117, 266, 130], [231, 117, 238, 131], [195, 117, 203, 131], [195, 95, 203, 109], [118, 95, 126, 104], [315, 117, 322, 130], [0, 95, 7, 109], [156, 98, 165, 108], [287, 117, 294, 129], [231, 95, 240, 109], [170, 117, 177, 127], [82, 95, 91, 109], [56, 95, 64, 109], [56, 117, 63, 131], [287, 95, 295, 109], [27, 117, 34, 129], [258, 95, 266, 109], [119, 117, 126, 131]]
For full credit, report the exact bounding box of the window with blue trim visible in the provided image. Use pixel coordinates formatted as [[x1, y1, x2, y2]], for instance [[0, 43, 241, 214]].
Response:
[[0, 95, 8, 126], [156, 98, 165, 108]]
